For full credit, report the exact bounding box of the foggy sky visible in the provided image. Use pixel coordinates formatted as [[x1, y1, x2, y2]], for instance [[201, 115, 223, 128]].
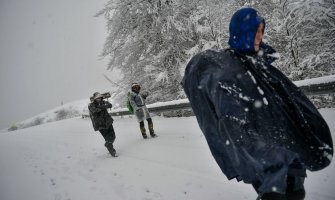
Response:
[[0, 0, 117, 129]]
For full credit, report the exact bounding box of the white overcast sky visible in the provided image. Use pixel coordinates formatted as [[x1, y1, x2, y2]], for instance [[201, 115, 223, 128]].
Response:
[[0, 0, 119, 129]]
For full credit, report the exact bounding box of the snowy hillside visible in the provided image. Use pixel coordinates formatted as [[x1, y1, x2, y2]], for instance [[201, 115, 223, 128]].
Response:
[[6, 99, 91, 131], [0, 109, 334, 200]]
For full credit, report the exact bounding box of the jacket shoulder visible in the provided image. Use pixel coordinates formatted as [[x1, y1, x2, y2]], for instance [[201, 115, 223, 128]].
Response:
[[185, 49, 242, 75], [193, 49, 232, 64], [88, 102, 97, 109], [128, 91, 136, 98]]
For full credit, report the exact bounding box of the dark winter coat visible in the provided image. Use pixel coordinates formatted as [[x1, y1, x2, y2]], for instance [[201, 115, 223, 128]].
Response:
[[88, 100, 114, 131], [182, 7, 333, 194]]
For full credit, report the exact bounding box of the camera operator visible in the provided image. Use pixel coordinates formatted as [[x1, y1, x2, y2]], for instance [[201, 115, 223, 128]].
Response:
[[88, 92, 117, 157]]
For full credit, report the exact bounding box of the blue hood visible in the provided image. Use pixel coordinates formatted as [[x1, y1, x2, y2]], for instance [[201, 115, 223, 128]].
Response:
[[228, 7, 265, 53]]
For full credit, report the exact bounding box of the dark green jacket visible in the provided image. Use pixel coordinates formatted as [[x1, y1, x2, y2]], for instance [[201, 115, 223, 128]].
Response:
[[88, 101, 113, 131]]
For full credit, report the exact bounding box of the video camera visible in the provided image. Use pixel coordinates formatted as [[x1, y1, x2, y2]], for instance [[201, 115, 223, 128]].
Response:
[[90, 92, 111, 102]]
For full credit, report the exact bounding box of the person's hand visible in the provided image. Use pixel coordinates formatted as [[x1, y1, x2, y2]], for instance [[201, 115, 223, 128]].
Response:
[[141, 91, 149, 99], [105, 102, 112, 108], [100, 101, 112, 109]]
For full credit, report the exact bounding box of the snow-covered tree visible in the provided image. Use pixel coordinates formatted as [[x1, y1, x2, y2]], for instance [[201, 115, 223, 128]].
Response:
[[97, 0, 334, 108], [97, 0, 201, 104], [271, 0, 335, 80]]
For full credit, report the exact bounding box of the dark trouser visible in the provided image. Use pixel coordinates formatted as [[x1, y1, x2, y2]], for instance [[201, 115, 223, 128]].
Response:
[[254, 176, 306, 200], [99, 126, 116, 148], [254, 160, 306, 200], [139, 118, 155, 138]]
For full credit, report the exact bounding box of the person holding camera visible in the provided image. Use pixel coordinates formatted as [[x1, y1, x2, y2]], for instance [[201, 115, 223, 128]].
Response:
[[128, 83, 156, 139], [88, 92, 117, 157]]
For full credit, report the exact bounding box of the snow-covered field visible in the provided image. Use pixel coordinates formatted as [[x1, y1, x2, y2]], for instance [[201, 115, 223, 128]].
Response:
[[0, 109, 334, 200]]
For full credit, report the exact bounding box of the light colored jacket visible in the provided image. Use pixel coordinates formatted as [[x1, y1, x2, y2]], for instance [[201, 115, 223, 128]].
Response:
[[128, 91, 151, 122]]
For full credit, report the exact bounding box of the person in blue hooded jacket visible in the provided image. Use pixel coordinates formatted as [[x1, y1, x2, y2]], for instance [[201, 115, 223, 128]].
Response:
[[182, 7, 333, 200]]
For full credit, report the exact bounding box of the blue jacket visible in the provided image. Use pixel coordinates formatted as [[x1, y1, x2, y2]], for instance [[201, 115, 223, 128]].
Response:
[[182, 7, 333, 193]]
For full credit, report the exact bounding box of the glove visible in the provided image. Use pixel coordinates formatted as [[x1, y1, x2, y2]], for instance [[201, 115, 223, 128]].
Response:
[[100, 101, 112, 109], [141, 91, 149, 99]]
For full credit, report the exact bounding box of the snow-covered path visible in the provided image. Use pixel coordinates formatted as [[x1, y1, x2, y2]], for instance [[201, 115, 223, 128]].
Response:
[[0, 109, 334, 200]]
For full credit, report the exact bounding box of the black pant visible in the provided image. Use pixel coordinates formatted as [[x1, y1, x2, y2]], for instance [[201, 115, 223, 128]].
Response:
[[99, 126, 116, 146], [253, 160, 306, 200]]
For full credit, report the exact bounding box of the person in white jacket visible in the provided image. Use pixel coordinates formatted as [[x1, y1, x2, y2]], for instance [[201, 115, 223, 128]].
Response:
[[128, 83, 156, 139]]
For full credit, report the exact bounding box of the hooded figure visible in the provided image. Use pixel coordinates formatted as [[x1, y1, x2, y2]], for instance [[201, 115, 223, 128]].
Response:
[[182, 7, 333, 200]]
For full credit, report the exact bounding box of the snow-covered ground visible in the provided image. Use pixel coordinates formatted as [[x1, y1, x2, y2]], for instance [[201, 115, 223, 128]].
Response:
[[0, 108, 334, 200]]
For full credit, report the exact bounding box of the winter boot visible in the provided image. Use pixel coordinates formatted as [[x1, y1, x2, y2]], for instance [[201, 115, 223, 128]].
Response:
[[149, 125, 156, 137], [142, 133, 148, 139], [140, 122, 148, 139], [147, 118, 156, 137], [105, 142, 117, 157]]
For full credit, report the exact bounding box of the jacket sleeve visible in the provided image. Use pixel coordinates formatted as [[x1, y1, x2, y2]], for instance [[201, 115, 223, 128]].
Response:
[[100, 101, 112, 109], [200, 64, 252, 141], [183, 51, 258, 179], [88, 103, 102, 114]]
